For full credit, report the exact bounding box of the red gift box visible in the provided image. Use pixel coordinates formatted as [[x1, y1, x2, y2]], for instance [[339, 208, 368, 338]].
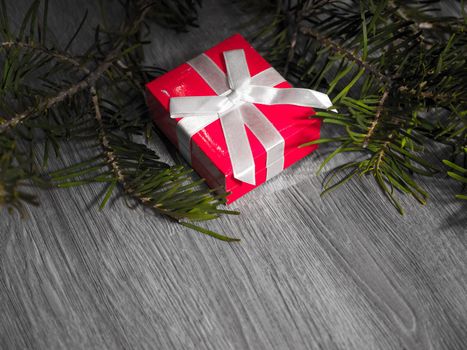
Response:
[[146, 34, 324, 203]]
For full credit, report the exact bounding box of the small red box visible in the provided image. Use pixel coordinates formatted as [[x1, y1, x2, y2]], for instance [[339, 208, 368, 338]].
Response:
[[146, 34, 320, 203]]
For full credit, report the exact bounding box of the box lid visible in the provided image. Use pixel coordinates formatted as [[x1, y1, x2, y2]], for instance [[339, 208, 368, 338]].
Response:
[[146, 34, 319, 187]]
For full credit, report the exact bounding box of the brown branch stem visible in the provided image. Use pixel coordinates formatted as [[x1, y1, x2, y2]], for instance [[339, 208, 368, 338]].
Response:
[[0, 2, 153, 134], [0, 44, 121, 133], [298, 25, 453, 105], [90, 86, 124, 182], [0, 41, 90, 73], [299, 25, 393, 86], [90, 85, 180, 221], [363, 90, 390, 148]]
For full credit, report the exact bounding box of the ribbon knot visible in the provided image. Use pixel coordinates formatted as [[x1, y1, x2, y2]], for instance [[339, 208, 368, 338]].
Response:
[[169, 49, 333, 185], [225, 89, 243, 106]]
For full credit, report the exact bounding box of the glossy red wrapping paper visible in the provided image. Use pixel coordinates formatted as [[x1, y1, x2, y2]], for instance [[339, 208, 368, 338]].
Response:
[[145, 34, 320, 203]]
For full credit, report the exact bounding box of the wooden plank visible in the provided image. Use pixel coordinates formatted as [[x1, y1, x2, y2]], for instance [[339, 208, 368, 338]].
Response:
[[1, 0, 466, 349]]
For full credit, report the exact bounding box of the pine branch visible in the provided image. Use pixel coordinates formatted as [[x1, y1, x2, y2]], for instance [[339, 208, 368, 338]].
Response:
[[1, 0, 240, 241], [0, 0, 153, 132], [0, 46, 117, 132], [0, 41, 87, 70], [247, 0, 466, 212], [298, 25, 393, 87], [363, 90, 389, 148], [89, 86, 240, 241]]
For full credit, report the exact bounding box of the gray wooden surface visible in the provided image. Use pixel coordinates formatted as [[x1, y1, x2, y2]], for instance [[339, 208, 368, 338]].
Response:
[[1, 1, 466, 349]]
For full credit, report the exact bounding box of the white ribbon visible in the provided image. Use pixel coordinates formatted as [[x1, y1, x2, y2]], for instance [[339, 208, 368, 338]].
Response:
[[170, 49, 333, 185]]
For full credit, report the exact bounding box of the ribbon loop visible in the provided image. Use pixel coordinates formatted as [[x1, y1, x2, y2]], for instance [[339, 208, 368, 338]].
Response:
[[170, 95, 226, 117], [220, 108, 256, 185], [169, 49, 333, 184], [224, 49, 251, 90]]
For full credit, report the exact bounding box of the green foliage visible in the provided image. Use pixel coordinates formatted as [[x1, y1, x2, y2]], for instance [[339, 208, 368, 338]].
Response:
[[245, 0, 467, 213], [0, 0, 240, 241], [444, 147, 467, 199], [2, 0, 465, 242]]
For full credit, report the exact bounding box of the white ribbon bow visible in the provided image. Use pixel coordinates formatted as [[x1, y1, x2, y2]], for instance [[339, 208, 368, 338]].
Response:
[[170, 49, 333, 185]]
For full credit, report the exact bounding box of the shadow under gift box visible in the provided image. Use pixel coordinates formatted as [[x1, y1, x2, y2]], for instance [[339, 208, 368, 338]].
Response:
[[145, 34, 321, 204]]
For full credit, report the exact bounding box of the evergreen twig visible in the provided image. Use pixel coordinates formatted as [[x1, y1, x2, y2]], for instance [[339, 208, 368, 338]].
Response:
[[0, 0, 239, 241], [246, 0, 466, 212]]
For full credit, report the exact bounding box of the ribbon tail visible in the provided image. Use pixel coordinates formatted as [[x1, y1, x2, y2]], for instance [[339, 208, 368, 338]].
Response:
[[220, 108, 256, 185], [241, 104, 285, 181], [244, 85, 334, 110]]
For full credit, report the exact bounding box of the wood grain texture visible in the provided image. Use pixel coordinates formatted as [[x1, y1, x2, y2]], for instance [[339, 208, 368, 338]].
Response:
[[1, 1, 466, 349]]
